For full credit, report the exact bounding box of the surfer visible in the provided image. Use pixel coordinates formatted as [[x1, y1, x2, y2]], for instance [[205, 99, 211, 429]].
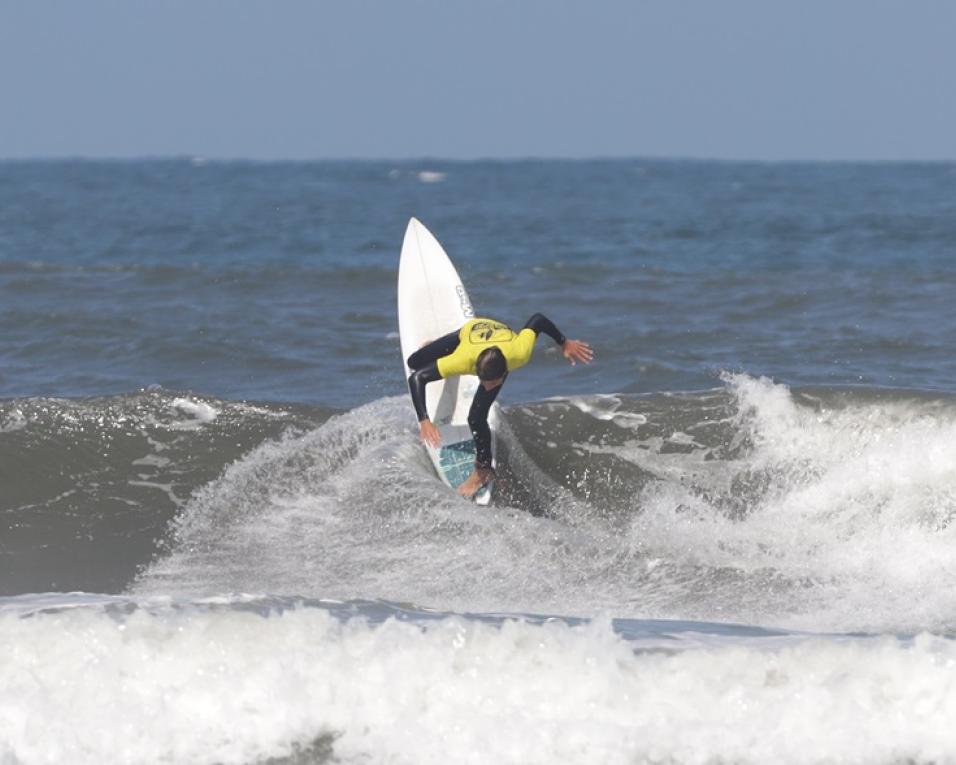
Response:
[[407, 314, 593, 498]]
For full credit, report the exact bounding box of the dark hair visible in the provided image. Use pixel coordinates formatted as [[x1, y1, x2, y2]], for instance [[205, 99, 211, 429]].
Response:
[[476, 347, 507, 381]]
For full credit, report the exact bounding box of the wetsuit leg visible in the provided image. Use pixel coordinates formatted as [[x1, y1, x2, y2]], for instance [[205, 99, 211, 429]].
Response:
[[406, 331, 460, 371], [468, 378, 505, 469]]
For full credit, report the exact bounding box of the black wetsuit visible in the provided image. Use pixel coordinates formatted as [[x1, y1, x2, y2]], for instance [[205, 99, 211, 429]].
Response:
[[406, 313, 566, 469]]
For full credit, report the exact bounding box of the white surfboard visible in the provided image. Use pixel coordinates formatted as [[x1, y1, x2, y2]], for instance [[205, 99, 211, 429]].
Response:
[[398, 217, 497, 504]]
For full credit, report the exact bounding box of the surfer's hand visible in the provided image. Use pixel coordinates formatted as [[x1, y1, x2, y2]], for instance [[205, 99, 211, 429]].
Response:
[[562, 339, 593, 366], [419, 419, 441, 448]]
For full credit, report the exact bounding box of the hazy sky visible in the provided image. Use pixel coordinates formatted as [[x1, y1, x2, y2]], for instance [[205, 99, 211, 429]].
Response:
[[2, 0, 955, 160]]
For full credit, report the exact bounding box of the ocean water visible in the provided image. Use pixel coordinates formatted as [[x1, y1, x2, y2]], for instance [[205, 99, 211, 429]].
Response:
[[3, 159, 956, 764]]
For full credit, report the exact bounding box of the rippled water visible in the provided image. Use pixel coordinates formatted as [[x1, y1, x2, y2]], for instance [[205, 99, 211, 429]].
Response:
[[3, 159, 956, 764]]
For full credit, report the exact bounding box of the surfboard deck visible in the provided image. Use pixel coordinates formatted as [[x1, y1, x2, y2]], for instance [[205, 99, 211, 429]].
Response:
[[398, 217, 497, 505]]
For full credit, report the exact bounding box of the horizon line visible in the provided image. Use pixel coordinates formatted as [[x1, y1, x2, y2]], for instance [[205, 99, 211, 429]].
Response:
[[2, 153, 956, 165]]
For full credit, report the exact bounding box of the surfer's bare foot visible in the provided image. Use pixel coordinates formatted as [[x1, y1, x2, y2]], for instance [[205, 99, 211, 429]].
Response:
[[458, 467, 494, 499]]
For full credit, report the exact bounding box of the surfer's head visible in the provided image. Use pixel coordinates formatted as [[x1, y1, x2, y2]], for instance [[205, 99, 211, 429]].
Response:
[[476, 347, 507, 386]]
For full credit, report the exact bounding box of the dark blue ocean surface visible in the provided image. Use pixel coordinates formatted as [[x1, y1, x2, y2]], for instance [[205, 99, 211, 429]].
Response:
[[2, 159, 955, 406]]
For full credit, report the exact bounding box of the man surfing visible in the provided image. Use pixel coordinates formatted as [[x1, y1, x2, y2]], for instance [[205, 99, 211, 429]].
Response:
[[406, 313, 593, 499]]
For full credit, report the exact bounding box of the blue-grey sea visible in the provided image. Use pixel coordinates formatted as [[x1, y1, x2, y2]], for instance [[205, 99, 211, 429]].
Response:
[[3, 159, 956, 764]]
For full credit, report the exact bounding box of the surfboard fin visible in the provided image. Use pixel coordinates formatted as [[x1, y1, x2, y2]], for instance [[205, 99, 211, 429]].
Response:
[[473, 481, 494, 506]]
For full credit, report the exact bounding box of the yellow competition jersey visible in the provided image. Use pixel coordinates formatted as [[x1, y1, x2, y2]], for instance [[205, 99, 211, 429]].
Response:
[[436, 318, 537, 378]]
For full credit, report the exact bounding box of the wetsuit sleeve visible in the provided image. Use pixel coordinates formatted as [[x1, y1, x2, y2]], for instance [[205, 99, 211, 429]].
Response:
[[523, 313, 567, 346], [407, 331, 460, 372], [408, 363, 442, 421]]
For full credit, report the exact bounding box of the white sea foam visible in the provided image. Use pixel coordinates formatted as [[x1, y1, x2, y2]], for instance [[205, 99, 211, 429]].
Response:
[[417, 170, 446, 183], [0, 407, 27, 432], [132, 383, 956, 634], [568, 394, 647, 429], [170, 397, 219, 428], [133, 397, 618, 610], [625, 373, 956, 632], [1, 603, 955, 765]]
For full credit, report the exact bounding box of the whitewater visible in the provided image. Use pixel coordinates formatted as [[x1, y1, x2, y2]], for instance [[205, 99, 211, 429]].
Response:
[[6, 373, 956, 763]]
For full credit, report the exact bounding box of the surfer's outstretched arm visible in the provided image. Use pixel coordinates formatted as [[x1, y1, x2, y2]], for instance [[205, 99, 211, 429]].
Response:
[[523, 313, 593, 366], [523, 313, 567, 345]]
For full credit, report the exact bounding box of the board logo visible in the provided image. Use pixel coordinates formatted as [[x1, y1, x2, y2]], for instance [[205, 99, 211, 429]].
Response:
[[455, 284, 474, 318]]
